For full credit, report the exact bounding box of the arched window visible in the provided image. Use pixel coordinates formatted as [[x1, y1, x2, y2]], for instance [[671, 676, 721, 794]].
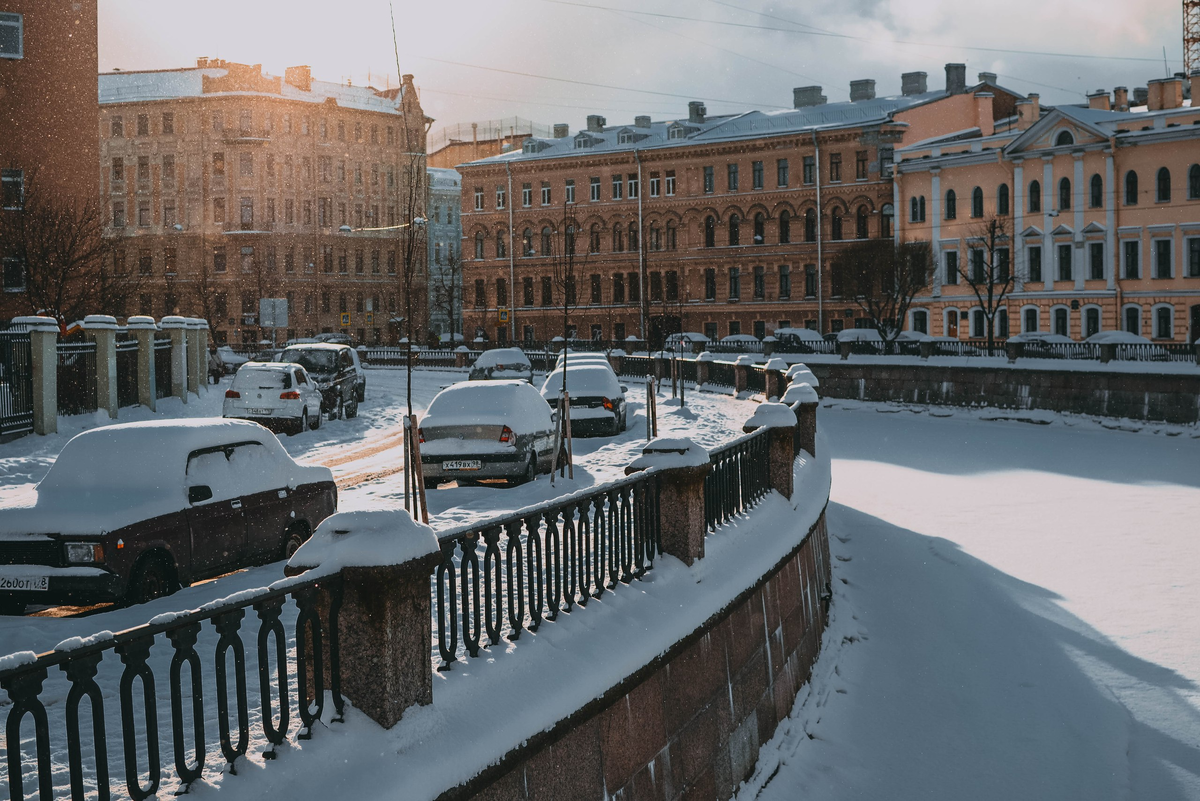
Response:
[[1053, 307, 1068, 337], [778, 210, 791, 244], [588, 224, 599, 253], [565, 225, 575, 255], [1023, 307, 1038, 333], [612, 225, 624, 252], [1089, 174, 1103, 208], [1059, 177, 1071, 210], [945, 189, 957, 220], [1029, 180, 1041, 213], [998, 184, 1010, 216], [831, 209, 843, 240], [919, 196, 926, 221], [665, 222, 677, 250], [753, 212, 765, 244], [728, 213, 740, 246], [971, 187, 983, 218], [1124, 305, 1141, 335], [910, 197, 920, 222], [648, 225, 661, 251], [1125, 170, 1138, 205], [1084, 307, 1101, 338], [1156, 167, 1171, 203], [495, 231, 506, 258], [1189, 164, 1200, 200], [474, 231, 484, 260], [855, 205, 869, 239], [541, 226, 552, 256], [804, 209, 816, 242], [522, 228, 533, 256], [880, 204, 893, 238], [704, 215, 715, 248], [628, 221, 638, 251], [1055, 130, 1075, 147], [1155, 305, 1173, 339]]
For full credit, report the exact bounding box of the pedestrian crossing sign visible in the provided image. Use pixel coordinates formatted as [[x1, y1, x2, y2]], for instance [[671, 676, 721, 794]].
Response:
[[498, 308, 510, 323], [340, 313, 351, 326]]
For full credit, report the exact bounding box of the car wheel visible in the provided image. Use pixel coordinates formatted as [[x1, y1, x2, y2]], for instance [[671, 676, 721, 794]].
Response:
[[345, 395, 358, 419], [309, 406, 322, 430], [512, 453, 537, 486], [290, 408, 307, 436], [282, 522, 310, 561], [128, 555, 177, 605], [0, 597, 27, 616], [330, 396, 343, 421], [357, 384, 365, 404]]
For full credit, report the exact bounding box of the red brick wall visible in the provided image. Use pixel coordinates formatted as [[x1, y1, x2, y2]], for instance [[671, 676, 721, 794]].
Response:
[[451, 512, 831, 801]]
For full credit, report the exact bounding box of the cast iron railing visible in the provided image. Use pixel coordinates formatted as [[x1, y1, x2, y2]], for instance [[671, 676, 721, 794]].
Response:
[[621, 355, 652, 378], [0, 325, 34, 437], [1, 573, 343, 800], [115, 339, 139, 408], [433, 470, 661, 668], [704, 429, 771, 532], [746, 366, 766, 393], [153, 338, 172, 400], [705, 360, 736, 388], [56, 342, 98, 417]]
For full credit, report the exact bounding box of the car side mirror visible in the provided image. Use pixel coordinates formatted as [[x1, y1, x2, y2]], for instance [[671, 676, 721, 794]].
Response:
[[551, 410, 559, 423], [188, 485, 213, 504], [620, 385, 628, 393]]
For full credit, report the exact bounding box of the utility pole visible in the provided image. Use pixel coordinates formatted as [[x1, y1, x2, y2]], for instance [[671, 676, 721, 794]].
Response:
[[1185, 0, 1200, 75]]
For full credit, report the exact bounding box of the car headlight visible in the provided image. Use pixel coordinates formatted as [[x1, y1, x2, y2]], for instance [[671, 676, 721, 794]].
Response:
[[65, 542, 104, 564]]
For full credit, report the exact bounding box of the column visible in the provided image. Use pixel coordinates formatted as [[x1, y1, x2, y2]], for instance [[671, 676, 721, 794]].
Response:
[[127, 316, 157, 412], [1013, 160, 1025, 291], [83, 315, 118, 419], [1105, 152, 1116, 291], [15, 316, 58, 435], [931, 169, 942, 297], [160, 316, 189, 401], [186, 318, 205, 395]]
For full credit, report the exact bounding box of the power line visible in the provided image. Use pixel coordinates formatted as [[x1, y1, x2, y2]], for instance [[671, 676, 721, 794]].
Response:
[[421, 86, 679, 116], [538, 0, 1168, 64]]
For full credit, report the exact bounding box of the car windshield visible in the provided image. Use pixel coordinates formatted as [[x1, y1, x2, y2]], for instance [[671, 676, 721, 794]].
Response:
[[543, 367, 620, 396], [232, 368, 291, 390], [281, 349, 336, 373]]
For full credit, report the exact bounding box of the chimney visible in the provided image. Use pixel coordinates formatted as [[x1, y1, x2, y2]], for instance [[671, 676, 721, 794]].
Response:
[[977, 71, 997, 85], [850, 79, 876, 102], [586, 115, 607, 133], [1147, 76, 1183, 110], [688, 101, 707, 123], [1087, 90, 1111, 111], [196, 57, 209, 68], [1014, 96, 1038, 130], [553, 123, 569, 138], [284, 65, 312, 92], [1113, 86, 1129, 112], [793, 85, 827, 108], [1190, 70, 1200, 103], [901, 71, 927, 96], [1133, 86, 1148, 107], [945, 63, 967, 95], [974, 92, 994, 137], [634, 115, 651, 128]]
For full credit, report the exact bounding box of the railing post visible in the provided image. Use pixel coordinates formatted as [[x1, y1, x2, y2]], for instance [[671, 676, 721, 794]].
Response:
[[763, 357, 787, 400], [1005, 341, 1024, 363], [127, 315, 158, 412], [186, 319, 206, 395], [734, 355, 754, 394], [160, 316, 189, 401], [838, 340, 852, 360], [743, 403, 797, 500], [454, 345, 469, 368], [15, 316, 58, 435], [1100, 343, 1116, 364], [696, 352, 711, 386], [607, 348, 624, 375], [625, 440, 710, 566], [782, 380, 820, 457], [83, 315, 118, 419], [286, 510, 441, 729], [919, 340, 934, 360]]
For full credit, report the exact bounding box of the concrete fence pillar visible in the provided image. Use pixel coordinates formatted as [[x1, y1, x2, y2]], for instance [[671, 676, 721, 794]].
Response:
[[186, 319, 206, 394], [696, 353, 711, 386], [607, 351, 624, 375], [127, 316, 157, 412], [743, 403, 797, 500], [625, 439, 711, 566], [83, 315, 118, 419], [454, 347, 468, 368], [838, 341, 852, 360], [15, 316, 58, 435], [160, 316, 189, 401], [919, 340, 934, 360], [285, 511, 441, 729], [781, 381, 819, 457]]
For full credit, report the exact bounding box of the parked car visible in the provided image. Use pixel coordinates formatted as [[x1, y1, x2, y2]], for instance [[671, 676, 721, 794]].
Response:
[[314, 332, 354, 347], [469, 347, 534, 383], [541, 365, 628, 436], [277, 343, 360, 418], [554, 352, 614, 371], [216, 345, 250, 375], [418, 381, 555, 488], [0, 419, 336, 613], [349, 347, 366, 402], [222, 362, 324, 435]]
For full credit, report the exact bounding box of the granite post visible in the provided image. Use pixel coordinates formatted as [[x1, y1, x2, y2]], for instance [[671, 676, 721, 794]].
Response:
[[127, 316, 157, 412], [16, 316, 58, 435], [160, 316, 189, 400], [82, 315, 118, 419]]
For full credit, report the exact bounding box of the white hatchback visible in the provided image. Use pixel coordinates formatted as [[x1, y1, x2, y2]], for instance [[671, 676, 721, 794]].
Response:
[[222, 362, 324, 435]]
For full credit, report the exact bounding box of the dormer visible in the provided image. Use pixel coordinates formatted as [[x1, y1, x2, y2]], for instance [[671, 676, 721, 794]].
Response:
[[574, 132, 600, 149], [666, 121, 696, 141], [521, 138, 551, 154], [616, 127, 650, 145]]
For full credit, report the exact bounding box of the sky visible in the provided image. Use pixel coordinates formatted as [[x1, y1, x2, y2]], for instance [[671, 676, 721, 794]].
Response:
[[98, 0, 1188, 136]]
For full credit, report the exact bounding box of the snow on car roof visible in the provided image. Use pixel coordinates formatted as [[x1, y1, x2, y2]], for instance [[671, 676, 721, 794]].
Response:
[[422, 380, 552, 432], [775, 327, 825, 341], [281, 342, 351, 352], [473, 348, 532, 369], [541, 366, 622, 397]]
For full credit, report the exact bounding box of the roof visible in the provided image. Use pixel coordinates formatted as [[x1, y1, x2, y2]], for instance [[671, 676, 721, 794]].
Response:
[[281, 342, 352, 352], [427, 167, 462, 189], [99, 66, 406, 115]]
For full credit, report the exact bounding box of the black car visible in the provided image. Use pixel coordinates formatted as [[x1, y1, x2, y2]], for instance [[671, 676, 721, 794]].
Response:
[[277, 343, 360, 419]]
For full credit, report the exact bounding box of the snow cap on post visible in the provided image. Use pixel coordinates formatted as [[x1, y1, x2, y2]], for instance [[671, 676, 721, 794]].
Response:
[[734, 354, 757, 366], [743, 401, 798, 431], [286, 510, 439, 579], [764, 357, 788, 372], [125, 315, 157, 331], [626, 437, 710, 473], [696, 351, 715, 362], [82, 314, 118, 330], [788, 368, 819, 388], [781, 381, 819, 405], [785, 363, 810, 378], [12, 316, 59, 332], [159, 315, 188, 330]]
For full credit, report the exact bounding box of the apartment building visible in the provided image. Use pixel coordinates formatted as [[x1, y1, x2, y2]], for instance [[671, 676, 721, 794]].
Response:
[[427, 166, 462, 339]]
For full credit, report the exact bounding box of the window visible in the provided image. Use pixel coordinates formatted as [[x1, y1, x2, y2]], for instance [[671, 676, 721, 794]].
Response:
[[703, 166, 714, 194], [856, 206, 869, 239], [474, 232, 484, 260], [728, 214, 740, 246], [137, 200, 150, 227], [1125, 171, 1138, 205], [627, 222, 638, 251], [804, 209, 816, 242], [728, 268, 741, 300], [522, 276, 535, 307], [1057, 243, 1072, 281], [213, 247, 227, 273], [240, 152, 254, 177], [1089, 242, 1105, 280], [1023, 307, 1038, 333], [1055, 130, 1075, 147], [474, 279, 486, 308], [802, 156, 814, 185], [212, 112, 224, 133], [727, 163, 739, 191], [752, 161, 764, 189], [612, 273, 625, 304], [1124, 306, 1141, 335], [1156, 168, 1171, 203], [213, 197, 225, 224], [997, 247, 1010, 282], [704, 216, 716, 248], [666, 222, 677, 250], [970, 248, 985, 283], [998, 184, 1009, 216], [1058, 178, 1071, 210], [627, 173, 638, 199], [1154, 239, 1172, 279], [542, 182, 552, 205], [753, 213, 765, 244], [856, 150, 868, 181], [565, 179, 576, 203], [110, 157, 124, 183], [496, 278, 508, 309], [729, 321, 741, 336], [474, 187, 483, 211], [704, 323, 718, 340], [541, 226, 553, 256], [945, 189, 957, 220], [164, 246, 178, 275], [650, 272, 663, 302], [612, 225, 624, 252], [110, 115, 123, 138], [590, 177, 601, 201], [1029, 180, 1041, 213], [627, 272, 640, 303], [1028, 246, 1042, 282], [943, 250, 959, 284], [496, 231, 506, 259], [829, 153, 841, 183], [1190, 165, 1200, 200], [1, 168, 23, 210], [804, 265, 816, 298], [1090, 174, 1103, 208], [777, 158, 789, 187], [831, 209, 842, 240], [1190, 238, 1200, 277], [665, 170, 676, 196], [911, 309, 928, 334], [778, 210, 791, 244], [1085, 307, 1100, 338], [753, 265, 765, 299], [666, 271, 679, 302], [0, 12, 24, 59], [1123, 240, 1140, 279], [496, 185, 506, 209], [1155, 306, 1173, 339], [213, 152, 226, 177], [704, 268, 716, 300], [774, 265, 791, 299], [521, 183, 532, 207], [1053, 307, 1068, 337]]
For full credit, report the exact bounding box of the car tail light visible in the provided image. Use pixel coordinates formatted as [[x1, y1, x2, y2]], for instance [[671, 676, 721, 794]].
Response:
[[602, 397, 613, 411], [280, 391, 301, 400], [499, 425, 513, 443], [225, 389, 241, 399]]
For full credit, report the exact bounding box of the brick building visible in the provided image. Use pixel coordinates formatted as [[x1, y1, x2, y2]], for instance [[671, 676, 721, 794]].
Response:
[[895, 71, 1200, 343], [97, 59, 431, 345], [0, 0, 99, 311], [427, 118, 551, 170], [456, 65, 1022, 346]]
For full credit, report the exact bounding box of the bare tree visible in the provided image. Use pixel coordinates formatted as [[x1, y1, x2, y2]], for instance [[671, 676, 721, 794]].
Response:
[[547, 204, 588, 380], [956, 216, 1013, 352], [429, 249, 462, 344], [830, 239, 934, 344]]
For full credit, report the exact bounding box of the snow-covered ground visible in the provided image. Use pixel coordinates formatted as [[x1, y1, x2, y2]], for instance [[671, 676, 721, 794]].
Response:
[[739, 399, 1200, 800]]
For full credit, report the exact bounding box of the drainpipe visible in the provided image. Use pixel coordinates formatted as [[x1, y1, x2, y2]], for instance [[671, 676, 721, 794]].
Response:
[[812, 130, 824, 332], [505, 161, 516, 341], [635, 149, 646, 341]]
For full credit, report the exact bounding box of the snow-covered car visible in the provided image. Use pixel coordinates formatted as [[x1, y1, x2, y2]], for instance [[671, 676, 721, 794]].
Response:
[[223, 362, 324, 435], [720, 334, 761, 345], [774, 327, 828, 352], [418, 381, 555, 488], [554, 352, 614, 372], [0, 420, 336, 613], [216, 345, 250, 375], [469, 347, 534, 383], [349, 347, 366, 402], [541, 365, 628, 436], [277, 343, 360, 418], [665, 332, 710, 352]]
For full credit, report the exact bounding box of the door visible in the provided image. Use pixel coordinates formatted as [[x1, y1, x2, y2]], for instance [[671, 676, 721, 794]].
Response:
[[946, 310, 959, 338], [185, 447, 247, 576], [229, 442, 293, 563]]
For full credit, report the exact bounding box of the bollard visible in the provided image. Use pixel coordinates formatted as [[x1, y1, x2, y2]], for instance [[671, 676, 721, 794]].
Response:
[[160, 316, 190, 400], [127, 316, 158, 412], [743, 402, 797, 500], [15, 316, 58, 435], [83, 315, 119, 419], [625, 439, 711, 565]]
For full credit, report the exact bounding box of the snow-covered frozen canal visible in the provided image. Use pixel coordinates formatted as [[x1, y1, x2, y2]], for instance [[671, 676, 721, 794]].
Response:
[[740, 400, 1200, 801]]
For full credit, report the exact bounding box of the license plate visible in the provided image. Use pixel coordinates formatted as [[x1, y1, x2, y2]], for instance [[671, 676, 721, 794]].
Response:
[[249, 408, 273, 415], [0, 575, 48, 592], [442, 460, 482, 471]]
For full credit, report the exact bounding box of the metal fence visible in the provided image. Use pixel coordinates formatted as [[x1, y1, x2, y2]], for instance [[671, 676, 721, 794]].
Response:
[[621, 355, 652, 378], [57, 341, 98, 416], [154, 338, 172, 399], [705, 361, 736, 388], [704, 429, 771, 531], [0, 572, 343, 799], [745, 365, 766, 394], [0, 324, 34, 437], [115, 339, 139, 408]]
